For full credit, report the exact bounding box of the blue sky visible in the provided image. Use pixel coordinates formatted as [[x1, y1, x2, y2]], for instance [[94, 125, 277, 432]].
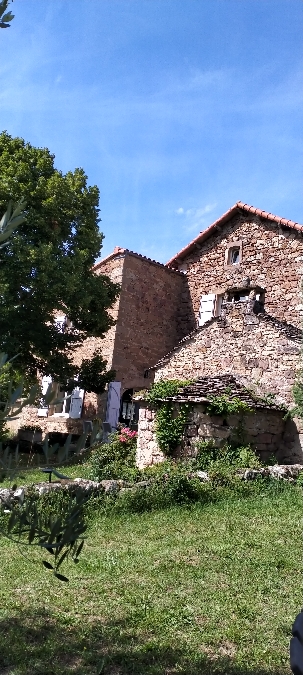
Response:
[[0, 0, 302, 263]]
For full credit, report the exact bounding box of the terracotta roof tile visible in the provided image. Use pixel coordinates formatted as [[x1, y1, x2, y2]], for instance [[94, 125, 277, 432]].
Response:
[[93, 247, 182, 274], [166, 201, 303, 267]]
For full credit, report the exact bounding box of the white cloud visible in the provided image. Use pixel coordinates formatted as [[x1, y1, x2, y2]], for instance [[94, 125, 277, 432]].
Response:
[[175, 203, 217, 234]]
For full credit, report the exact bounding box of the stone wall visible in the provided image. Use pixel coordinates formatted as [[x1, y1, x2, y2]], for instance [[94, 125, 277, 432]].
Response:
[[109, 251, 194, 393], [136, 401, 303, 469], [154, 299, 302, 406], [10, 250, 194, 434], [180, 213, 303, 328], [16, 407, 83, 437]]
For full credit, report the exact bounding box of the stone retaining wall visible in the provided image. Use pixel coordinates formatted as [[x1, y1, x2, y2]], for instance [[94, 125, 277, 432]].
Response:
[[136, 401, 303, 468]]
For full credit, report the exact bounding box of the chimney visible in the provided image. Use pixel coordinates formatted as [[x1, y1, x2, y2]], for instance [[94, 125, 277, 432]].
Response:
[[221, 286, 265, 330]]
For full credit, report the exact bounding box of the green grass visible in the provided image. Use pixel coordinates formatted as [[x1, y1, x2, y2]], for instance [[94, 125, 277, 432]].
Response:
[[0, 454, 89, 487], [0, 481, 301, 674]]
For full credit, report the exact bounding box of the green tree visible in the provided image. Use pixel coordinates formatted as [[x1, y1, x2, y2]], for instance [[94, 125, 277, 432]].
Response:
[[0, 354, 95, 579], [0, 132, 119, 390]]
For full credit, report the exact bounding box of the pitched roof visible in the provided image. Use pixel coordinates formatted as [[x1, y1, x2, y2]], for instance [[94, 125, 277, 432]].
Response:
[[137, 374, 285, 411], [93, 246, 182, 275], [147, 309, 302, 371], [166, 201, 303, 268]]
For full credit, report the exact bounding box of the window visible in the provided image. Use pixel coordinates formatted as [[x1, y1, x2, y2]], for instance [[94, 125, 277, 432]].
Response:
[[228, 290, 250, 303], [224, 241, 242, 267], [52, 383, 71, 416], [119, 388, 139, 429], [38, 379, 84, 419], [229, 247, 240, 265]]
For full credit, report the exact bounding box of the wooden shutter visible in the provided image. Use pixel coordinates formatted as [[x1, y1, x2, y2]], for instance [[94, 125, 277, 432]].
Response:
[[106, 382, 121, 430], [198, 294, 216, 326], [69, 388, 84, 419], [37, 375, 52, 417]]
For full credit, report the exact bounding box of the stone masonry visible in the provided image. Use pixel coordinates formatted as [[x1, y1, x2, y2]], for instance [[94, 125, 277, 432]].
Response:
[[136, 402, 303, 469], [168, 207, 303, 329], [14, 248, 194, 433], [152, 297, 302, 406], [11, 203, 303, 439]]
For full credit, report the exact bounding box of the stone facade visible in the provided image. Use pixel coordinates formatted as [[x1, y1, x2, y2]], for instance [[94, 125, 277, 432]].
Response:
[[10, 202, 303, 441], [106, 250, 194, 393], [13, 248, 193, 435], [136, 401, 303, 469], [167, 205, 303, 329], [152, 297, 302, 406]]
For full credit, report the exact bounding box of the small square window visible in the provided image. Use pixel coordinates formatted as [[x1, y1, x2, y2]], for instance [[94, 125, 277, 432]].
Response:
[[224, 240, 242, 268], [229, 247, 240, 265]]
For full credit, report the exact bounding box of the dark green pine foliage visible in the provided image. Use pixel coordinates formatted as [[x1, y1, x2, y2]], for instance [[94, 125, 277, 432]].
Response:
[[0, 132, 120, 390]]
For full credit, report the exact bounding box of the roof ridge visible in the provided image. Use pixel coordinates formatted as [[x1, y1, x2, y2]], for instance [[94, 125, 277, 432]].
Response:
[[94, 247, 183, 274], [166, 202, 303, 267], [147, 311, 303, 371]]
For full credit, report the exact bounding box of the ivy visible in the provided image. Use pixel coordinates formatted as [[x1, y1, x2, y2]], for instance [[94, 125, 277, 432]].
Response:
[[155, 402, 190, 455], [144, 379, 192, 405], [291, 374, 303, 419], [144, 379, 192, 455], [205, 394, 251, 417]]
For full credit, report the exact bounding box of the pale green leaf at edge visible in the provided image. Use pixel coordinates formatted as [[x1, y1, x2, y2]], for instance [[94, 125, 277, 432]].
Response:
[[1, 12, 14, 22]]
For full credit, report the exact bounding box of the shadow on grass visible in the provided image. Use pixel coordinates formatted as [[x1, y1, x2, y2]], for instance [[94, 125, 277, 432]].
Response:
[[0, 609, 290, 675]]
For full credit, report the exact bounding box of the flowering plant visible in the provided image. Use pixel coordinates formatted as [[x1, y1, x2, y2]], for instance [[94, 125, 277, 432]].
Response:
[[119, 427, 137, 443]]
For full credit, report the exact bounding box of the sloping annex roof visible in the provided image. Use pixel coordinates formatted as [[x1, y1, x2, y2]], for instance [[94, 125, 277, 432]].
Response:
[[147, 310, 302, 372], [166, 201, 303, 268], [136, 374, 285, 412]]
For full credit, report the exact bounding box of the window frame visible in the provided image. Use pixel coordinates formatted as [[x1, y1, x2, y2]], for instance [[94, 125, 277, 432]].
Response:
[[224, 240, 243, 268]]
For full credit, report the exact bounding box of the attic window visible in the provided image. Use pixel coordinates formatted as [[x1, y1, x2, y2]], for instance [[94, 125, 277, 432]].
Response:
[[229, 247, 240, 265], [224, 241, 242, 268]]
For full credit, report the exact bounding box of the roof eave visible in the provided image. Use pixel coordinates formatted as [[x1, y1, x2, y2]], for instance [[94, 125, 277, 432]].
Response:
[[166, 201, 303, 268]]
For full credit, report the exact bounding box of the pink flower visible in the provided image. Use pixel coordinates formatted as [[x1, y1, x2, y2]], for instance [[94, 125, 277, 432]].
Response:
[[118, 427, 137, 442]]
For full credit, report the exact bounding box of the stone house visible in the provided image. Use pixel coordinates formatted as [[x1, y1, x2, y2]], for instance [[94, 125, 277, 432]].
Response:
[[14, 201, 303, 449], [16, 246, 194, 437], [136, 374, 303, 469], [136, 299, 303, 467]]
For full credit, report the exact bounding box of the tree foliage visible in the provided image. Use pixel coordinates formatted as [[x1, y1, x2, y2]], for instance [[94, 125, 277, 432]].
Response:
[[0, 353, 97, 579], [0, 132, 120, 390], [0, 0, 14, 29]]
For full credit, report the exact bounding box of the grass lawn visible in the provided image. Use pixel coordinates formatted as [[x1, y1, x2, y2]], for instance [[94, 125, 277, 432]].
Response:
[[0, 482, 301, 675], [0, 455, 89, 487]]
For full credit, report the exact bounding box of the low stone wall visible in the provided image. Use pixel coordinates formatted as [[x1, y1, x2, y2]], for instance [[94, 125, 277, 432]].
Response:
[[7, 407, 83, 439], [136, 402, 303, 468], [1, 466, 303, 509]]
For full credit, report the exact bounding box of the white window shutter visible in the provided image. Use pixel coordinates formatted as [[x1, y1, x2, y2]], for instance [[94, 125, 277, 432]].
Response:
[[69, 388, 84, 419], [198, 294, 216, 326], [38, 375, 52, 417], [106, 382, 121, 430]]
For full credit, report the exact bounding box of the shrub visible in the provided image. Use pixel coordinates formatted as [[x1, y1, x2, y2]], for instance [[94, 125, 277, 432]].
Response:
[[194, 440, 262, 471], [115, 474, 205, 514], [87, 428, 140, 482], [205, 393, 251, 416]]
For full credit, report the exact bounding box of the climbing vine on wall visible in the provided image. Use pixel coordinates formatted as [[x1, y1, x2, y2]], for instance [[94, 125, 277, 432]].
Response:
[[144, 380, 192, 455], [205, 394, 251, 416]]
